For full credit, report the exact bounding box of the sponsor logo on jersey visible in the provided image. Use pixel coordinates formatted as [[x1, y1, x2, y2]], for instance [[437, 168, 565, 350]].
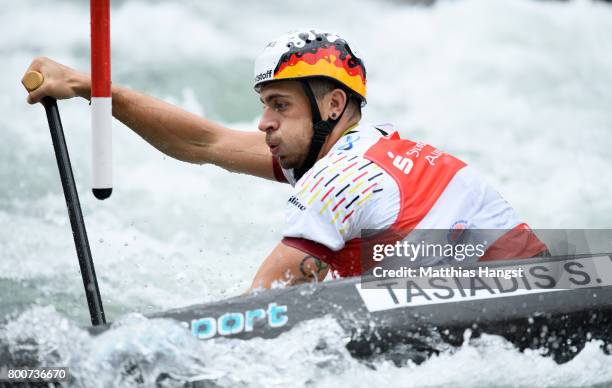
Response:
[[387, 152, 414, 175], [337, 134, 360, 151], [288, 195, 306, 211], [448, 220, 469, 243]]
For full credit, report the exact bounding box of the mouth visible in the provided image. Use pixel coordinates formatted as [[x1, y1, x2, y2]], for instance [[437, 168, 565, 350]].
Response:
[[269, 145, 280, 156], [266, 138, 281, 156]]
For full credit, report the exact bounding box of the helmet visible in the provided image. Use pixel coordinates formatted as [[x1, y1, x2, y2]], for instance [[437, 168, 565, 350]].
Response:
[[254, 29, 367, 180], [253, 29, 367, 104]]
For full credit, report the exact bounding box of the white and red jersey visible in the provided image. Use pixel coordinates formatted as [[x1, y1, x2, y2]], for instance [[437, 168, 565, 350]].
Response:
[[273, 124, 547, 278]]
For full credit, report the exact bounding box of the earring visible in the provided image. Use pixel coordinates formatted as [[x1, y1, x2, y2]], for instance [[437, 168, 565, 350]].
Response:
[[331, 113, 337, 119]]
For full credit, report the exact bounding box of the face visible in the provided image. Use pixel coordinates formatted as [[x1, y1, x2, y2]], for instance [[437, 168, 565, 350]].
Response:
[[258, 81, 313, 169]]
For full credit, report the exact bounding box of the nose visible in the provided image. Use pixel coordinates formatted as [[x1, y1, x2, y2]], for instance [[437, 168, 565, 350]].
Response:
[[258, 107, 279, 133]]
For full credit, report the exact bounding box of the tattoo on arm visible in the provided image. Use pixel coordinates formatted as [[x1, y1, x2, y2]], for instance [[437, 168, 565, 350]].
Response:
[[294, 255, 328, 284]]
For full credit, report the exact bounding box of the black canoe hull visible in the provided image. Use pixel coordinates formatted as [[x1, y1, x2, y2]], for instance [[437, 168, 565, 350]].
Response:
[[92, 254, 612, 363]]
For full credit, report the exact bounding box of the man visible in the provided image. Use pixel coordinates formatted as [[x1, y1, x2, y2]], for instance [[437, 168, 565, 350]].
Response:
[[23, 29, 547, 291]]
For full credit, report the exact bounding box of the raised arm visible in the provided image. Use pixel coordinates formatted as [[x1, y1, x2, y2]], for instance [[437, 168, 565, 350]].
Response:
[[22, 57, 274, 180]]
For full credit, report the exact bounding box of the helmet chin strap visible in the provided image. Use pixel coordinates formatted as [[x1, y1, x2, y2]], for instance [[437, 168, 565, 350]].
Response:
[[294, 80, 349, 181]]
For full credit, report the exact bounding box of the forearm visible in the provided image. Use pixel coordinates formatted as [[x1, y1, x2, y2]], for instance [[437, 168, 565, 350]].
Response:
[[74, 73, 274, 178], [248, 243, 330, 292], [23, 56, 275, 179], [110, 84, 222, 163]]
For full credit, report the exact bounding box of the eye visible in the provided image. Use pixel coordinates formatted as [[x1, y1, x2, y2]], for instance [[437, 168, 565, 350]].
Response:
[[274, 101, 288, 111]]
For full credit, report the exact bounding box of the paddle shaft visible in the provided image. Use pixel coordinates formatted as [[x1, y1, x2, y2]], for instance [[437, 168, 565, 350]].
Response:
[[41, 97, 106, 326]]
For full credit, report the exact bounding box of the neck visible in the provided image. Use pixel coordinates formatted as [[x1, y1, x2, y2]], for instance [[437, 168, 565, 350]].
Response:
[[318, 113, 360, 159]]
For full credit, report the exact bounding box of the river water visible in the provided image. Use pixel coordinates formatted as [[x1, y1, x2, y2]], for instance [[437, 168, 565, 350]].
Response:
[[1, 0, 612, 386]]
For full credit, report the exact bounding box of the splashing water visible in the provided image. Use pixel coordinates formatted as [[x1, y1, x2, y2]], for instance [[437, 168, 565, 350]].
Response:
[[1, 0, 612, 386]]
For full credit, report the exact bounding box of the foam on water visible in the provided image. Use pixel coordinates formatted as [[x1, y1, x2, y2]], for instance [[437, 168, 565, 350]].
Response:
[[2, 307, 612, 387], [1, 0, 612, 386]]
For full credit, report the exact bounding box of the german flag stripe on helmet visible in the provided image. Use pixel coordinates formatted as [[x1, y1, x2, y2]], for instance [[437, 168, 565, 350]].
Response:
[[274, 45, 366, 99]]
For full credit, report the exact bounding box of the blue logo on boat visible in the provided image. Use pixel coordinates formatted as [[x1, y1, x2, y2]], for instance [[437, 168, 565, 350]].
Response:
[[191, 303, 288, 339]]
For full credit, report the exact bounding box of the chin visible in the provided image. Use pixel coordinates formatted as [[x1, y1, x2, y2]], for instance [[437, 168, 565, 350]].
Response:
[[278, 155, 301, 170], [278, 157, 292, 169]]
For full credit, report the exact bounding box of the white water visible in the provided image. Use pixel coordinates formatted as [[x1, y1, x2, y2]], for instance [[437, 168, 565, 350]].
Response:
[[1, 0, 612, 386]]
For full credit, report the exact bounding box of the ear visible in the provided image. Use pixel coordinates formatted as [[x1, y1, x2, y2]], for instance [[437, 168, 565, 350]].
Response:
[[327, 88, 348, 120]]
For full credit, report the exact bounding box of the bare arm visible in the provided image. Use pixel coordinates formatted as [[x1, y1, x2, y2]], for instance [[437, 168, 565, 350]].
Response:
[[248, 242, 329, 292], [23, 57, 274, 179], [109, 85, 272, 177]]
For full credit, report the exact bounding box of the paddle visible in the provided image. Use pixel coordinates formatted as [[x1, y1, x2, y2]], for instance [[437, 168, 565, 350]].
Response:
[[22, 71, 106, 325]]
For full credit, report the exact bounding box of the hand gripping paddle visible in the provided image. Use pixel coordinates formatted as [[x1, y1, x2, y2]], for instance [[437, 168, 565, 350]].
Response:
[[22, 71, 106, 325]]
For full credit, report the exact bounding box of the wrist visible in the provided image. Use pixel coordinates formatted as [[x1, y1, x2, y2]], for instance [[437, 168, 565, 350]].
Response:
[[70, 72, 92, 101]]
